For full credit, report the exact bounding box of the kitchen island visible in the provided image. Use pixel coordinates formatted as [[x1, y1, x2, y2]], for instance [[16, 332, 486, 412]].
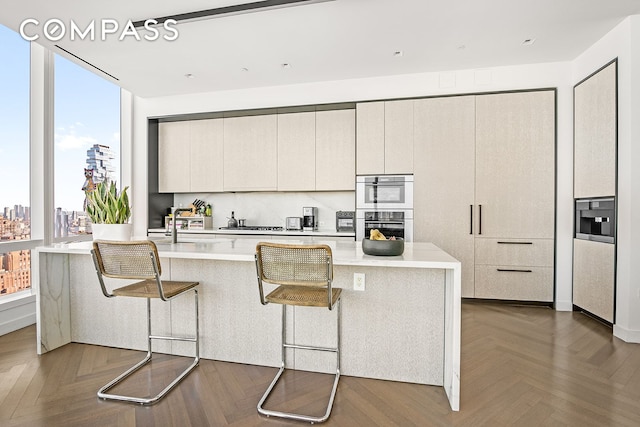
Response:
[[34, 238, 461, 410]]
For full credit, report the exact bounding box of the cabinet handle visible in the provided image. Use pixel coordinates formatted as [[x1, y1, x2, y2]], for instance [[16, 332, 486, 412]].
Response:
[[478, 204, 482, 235], [497, 241, 533, 245], [470, 205, 473, 235], [497, 268, 533, 273]]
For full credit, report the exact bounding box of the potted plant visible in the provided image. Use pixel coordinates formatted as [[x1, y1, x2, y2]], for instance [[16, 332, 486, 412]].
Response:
[[85, 180, 132, 240]]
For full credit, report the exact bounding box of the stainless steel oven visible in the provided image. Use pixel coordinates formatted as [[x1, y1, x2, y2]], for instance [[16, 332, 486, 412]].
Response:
[[356, 175, 414, 210], [356, 210, 413, 242]]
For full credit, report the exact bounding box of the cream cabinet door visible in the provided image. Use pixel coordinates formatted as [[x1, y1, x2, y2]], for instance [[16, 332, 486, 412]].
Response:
[[190, 119, 224, 192], [356, 102, 385, 175], [573, 239, 615, 322], [385, 100, 414, 174], [414, 96, 476, 297], [475, 90, 555, 239], [574, 62, 617, 198], [278, 112, 316, 191], [223, 115, 278, 191], [316, 109, 355, 191], [158, 121, 191, 193]]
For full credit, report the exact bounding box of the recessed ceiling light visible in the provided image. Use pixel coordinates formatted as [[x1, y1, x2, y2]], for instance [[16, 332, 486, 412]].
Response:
[[522, 38, 536, 46], [281, 63, 292, 69], [393, 50, 403, 57], [184, 73, 195, 78]]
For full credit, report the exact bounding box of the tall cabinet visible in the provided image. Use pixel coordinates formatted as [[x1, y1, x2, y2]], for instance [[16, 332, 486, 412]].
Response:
[[412, 90, 556, 301], [573, 61, 617, 323], [414, 96, 476, 297]]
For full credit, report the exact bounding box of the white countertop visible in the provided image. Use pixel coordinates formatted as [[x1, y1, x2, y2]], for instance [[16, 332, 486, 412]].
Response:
[[148, 228, 355, 238], [38, 238, 460, 270]]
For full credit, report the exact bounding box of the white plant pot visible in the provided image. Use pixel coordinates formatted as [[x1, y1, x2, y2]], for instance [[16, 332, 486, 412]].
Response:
[[91, 223, 133, 241]]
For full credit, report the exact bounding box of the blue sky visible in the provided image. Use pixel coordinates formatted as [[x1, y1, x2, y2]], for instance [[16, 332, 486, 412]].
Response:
[[0, 24, 120, 213]]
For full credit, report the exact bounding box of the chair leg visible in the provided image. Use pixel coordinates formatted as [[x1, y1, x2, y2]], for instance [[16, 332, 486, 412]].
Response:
[[98, 289, 200, 405], [257, 300, 341, 423]]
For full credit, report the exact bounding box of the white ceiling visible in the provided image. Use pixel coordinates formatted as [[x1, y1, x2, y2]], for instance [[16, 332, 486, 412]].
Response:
[[2, 0, 640, 98]]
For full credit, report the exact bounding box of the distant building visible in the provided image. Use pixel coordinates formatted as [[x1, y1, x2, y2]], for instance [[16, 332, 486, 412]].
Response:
[[0, 250, 31, 295], [86, 144, 115, 184]]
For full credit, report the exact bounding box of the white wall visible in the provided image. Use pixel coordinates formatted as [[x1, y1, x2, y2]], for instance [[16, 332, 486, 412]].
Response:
[[132, 61, 575, 310], [573, 16, 640, 342]]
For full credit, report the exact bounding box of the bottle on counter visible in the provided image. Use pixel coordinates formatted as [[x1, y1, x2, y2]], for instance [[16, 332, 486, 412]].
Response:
[[205, 204, 212, 217], [228, 211, 238, 228]]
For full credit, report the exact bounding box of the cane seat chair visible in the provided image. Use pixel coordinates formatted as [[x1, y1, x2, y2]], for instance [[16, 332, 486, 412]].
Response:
[[91, 240, 199, 405], [255, 242, 341, 424]]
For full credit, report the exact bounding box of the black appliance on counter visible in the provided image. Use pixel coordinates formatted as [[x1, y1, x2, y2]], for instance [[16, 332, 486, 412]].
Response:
[[575, 197, 615, 243], [336, 211, 355, 232]]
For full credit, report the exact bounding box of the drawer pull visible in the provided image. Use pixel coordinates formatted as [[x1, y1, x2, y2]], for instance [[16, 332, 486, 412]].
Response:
[[497, 268, 533, 273], [497, 241, 533, 245]]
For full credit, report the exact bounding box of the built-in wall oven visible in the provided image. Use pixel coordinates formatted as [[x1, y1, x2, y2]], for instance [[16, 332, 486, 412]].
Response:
[[356, 175, 414, 210], [356, 210, 413, 241], [356, 175, 414, 242]]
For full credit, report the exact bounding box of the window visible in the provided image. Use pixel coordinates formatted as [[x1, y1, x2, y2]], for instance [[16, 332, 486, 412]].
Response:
[[0, 24, 31, 296], [54, 55, 120, 239]]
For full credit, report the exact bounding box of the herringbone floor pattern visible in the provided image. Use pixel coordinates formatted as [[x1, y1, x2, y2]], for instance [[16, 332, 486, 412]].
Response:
[[2, 303, 640, 426]]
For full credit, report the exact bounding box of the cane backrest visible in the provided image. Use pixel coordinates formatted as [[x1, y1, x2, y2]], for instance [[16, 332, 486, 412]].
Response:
[[93, 240, 161, 280], [256, 242, 333, 287]]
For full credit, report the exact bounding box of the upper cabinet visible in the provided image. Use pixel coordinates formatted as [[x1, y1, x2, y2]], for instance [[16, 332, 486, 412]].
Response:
[[316, 109, 356, 191], [356, 102, 385, 175], [356, 100, 414, 175], [574, 61, 617, 198], [158, 119, 224, 193], [277, 112, 316, 191], [191, 119, 224, 193], [223, 114, 278, 191], [158, 121, 190, 193]]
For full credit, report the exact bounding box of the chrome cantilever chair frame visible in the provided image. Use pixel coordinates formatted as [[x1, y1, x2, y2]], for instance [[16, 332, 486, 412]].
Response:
[[91, 240, 199, 405], [255, 242, 341, 424]]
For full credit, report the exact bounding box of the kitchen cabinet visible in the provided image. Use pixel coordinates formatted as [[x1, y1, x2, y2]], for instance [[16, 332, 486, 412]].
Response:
[[158, 121, 190, 193], [191, 119, 224, 192], [277, 112, 316, 191], [474, 90, 555, 301], [356, 100, 414, 175], [315, 109, 355, 191], [413, 90, 555, 301], [574, 61, 617, 198], [158, 119, 224, 193], [573, 239, 615, 322], [475, 91, 555, 239], [414, 96, 476, 297], [223, 114, 278, 191], [356, 102, 385, 175]]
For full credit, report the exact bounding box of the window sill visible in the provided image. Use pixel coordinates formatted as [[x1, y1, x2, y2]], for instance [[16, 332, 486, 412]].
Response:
[[0, 290, 35, 311]]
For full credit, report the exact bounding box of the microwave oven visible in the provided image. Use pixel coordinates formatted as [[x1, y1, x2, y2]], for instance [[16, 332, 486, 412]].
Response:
[[356, 175, 414, 210]]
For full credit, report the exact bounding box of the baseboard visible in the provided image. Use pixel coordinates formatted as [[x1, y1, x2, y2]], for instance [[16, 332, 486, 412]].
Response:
[[554, 300, 573, 311], [613, 325, 640, 343], [0, 294, 36, 336]]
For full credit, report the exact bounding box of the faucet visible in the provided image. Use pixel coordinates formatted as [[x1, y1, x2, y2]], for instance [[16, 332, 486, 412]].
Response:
[[170, 207, 193, 243]]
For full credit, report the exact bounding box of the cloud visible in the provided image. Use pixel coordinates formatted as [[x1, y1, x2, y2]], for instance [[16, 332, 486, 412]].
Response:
[[111, 132, 120, 142], [55, 132, 97, 151]]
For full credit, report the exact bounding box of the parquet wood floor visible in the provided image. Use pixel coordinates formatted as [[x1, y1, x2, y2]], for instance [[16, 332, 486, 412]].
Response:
[[2, 303, 640, 426]]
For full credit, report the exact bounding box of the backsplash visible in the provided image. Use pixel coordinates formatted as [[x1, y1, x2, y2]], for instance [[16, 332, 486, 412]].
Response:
[[173, 191, 355, 231]]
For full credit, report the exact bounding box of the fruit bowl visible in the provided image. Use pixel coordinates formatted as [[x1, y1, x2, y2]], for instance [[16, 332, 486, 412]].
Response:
[[362, 238, 405, 256]]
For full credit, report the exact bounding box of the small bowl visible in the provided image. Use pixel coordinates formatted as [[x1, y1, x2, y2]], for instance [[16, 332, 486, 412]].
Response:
[[362, 238, 405, 256]]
